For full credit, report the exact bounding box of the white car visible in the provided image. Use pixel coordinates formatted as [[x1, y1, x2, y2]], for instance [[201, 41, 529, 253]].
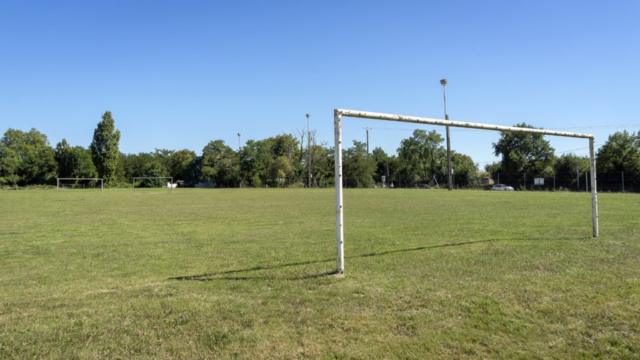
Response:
[[492, 184, 514, 191]]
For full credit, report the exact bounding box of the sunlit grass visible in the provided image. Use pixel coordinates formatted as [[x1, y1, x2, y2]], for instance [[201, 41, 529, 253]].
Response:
[[0, 188, 639, 359]]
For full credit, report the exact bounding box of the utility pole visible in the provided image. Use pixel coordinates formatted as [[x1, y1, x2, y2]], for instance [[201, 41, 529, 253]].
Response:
[[576, 161, 580, 191], [237, 133, 242, 188], [440, 79, 453, 191], [306, 114, 311, 188]]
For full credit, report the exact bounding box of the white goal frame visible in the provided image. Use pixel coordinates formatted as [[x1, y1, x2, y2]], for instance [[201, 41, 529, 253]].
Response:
[[333, 109, 598, 275], [57, 178, 103, 191], [132, 177, 174, 194]]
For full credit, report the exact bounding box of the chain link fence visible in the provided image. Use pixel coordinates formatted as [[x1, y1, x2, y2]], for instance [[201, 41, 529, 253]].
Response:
[[485, 171, 638, 192], [247, 171, 638, 192]]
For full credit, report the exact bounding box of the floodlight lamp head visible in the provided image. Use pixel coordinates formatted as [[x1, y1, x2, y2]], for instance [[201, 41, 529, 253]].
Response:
[[440, 79, 448, 86], [237, 133, 241, 137], [306, 113, 310, 119]]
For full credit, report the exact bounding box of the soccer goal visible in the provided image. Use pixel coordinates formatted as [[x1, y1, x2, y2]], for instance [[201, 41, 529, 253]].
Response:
[[333, 109, 599, 275], [57, 178, 103, 191], [132, 177, 174, 194]]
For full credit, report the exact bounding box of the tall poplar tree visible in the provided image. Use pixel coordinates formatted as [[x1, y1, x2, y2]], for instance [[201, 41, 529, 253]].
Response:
[[90, 111, 121, 184]]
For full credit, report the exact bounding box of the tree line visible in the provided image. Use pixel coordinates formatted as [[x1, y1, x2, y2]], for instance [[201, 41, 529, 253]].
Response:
[[1, 112, 639, 190], [483, 123, 640, 191]]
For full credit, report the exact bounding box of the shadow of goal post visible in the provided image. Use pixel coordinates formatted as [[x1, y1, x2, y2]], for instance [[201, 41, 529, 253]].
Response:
[[333, 109, 598, 276], [132, 177, 174, 194]]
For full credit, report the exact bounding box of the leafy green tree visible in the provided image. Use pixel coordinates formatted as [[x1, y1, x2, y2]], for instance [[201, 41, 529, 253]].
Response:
[[240, 134, 302, 186], [269, 155, 293, 185], [0, 128, 57, 186], [140, 161, 168, 187], [596, 130, 640, 174], [484, 162, 502, 183], [271, 134, 298, 160], [241, 139, 274, 185], [397, 130, 446, 184], [553, 154, 590, 189], [492, 123, 555, 186], [55, 139, 74, 178], [451, 152, 478, 187], [167, 149, 197, 181], [90, 111, 121, 184], [200, 140, 238, 187], [596, 130, 640, 191], [370, 147, 400, 186], [343, 140, 375, 188], [55, 140, 97, 178], [313, 146, 335, 187]]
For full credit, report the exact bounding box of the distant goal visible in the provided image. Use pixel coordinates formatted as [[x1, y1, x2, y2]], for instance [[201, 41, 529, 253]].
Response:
[[132, 177, 174, 194], [57, 178, 103, 191]]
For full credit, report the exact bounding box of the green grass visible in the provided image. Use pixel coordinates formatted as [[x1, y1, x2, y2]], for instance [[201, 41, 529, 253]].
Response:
[[1, 188, 639, 359]]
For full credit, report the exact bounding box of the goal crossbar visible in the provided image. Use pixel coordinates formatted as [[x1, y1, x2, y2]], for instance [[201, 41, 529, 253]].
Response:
[[132, 177, 174, 194], [333, 109, 598, 275], [57, 178, 103, 191]]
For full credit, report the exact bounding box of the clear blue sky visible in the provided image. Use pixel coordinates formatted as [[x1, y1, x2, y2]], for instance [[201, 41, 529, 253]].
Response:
[[1, 0, 639, 167]]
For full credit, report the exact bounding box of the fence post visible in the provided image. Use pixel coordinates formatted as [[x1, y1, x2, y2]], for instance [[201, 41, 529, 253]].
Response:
[[553, 173, 555, 191], [622, 171, 625, 193], [586, 172, 588, 192]]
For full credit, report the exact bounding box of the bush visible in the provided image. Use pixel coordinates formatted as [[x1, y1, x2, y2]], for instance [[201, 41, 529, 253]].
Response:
[[106, 181, 131, 189], [252, 175, 262, 188]]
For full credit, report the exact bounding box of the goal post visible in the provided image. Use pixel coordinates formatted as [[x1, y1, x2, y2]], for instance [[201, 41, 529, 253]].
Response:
[[57, 178, 103, 191], [333, 109, 598, 275], [132, 177, 174, 194]]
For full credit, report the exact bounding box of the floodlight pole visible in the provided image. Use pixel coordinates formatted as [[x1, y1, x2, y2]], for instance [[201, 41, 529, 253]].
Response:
[[364, 127, 372, 155], [441, 79, 453, 191]]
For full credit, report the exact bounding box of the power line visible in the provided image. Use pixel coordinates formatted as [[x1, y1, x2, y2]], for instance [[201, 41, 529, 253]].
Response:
[[548, 124, 640, 130]]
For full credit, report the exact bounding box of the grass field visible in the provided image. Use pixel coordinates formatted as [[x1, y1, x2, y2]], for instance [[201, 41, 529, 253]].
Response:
[[1, 188, 639, 359]]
